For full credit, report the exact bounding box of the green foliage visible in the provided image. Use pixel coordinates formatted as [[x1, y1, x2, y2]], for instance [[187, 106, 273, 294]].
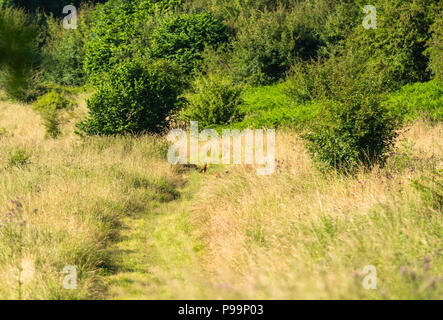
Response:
[[286, 51, 401, 171], [0, 0, 106, 15], [313, 1, 361, 56], [33, 90, 74, 138], [285, 51, 379, 103], [383, 80, 443, 123], [83, 0, 180, 82], [284, 60, 318, 104], [151, 12, 228, 73], [33, 90, 74, 112], [179, 74, 243, 128], [230, 7, 323, 85], [77, 59, 184, 135], [8, 149, 31, 167], [426, 12, 443, 81], [304, 91, 400, 172], [183, 0, 295, 18], [256, 0, 439, 171], [223, 0, 360, 85], [285, 0, 441, 102], [233, 82, 320, 129], [42, 5, 94, 86], [0, 6, 40, 100], [346, 0, 441, 88], [42, 110, 61, 138]]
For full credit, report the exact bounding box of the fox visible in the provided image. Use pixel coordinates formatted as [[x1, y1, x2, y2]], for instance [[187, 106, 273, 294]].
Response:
[[199, 163, 207, 173]]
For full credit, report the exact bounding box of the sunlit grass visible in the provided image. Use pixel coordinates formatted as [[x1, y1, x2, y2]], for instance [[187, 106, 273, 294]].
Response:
[[0, 93, 441, 299], [0, 95, 181, 299]]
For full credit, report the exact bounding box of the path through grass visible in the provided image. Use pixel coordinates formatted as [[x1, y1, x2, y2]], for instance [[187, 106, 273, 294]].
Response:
[[106, 170, 207, 299]]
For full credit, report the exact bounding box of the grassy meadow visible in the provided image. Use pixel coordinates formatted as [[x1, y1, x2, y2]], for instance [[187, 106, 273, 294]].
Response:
[[0, 90, 441, 299], [0, 0, 442, 300]]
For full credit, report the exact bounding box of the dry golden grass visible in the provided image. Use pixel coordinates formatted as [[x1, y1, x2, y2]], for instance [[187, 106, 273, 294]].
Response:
[[0, 92, 441, 299], [0, 95, 180, 299], [188, 122, 442, 299]]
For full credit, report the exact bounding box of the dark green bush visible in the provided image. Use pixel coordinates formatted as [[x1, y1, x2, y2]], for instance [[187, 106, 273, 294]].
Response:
[[305, 97, 400, 172], [286, 0, 441, 101], [77, 59, 184, 135], [83, 0, 180, 82], [42, 5, 94, 86], [179, 73, 243, 128], [226, 0, 357, 85], [0, 6, 40, 100], [230, 8, 323, 85], [313, 1, 360, 57], [345, 0, 441, 89], [285, 50, 401, 171], [281, 1, 440, 172], [426, 12, 443, 81], [304, 88, 400, 172], [284, 59, 318, 104], [151, 12, 228, 74], [285, 51, 377, 104]]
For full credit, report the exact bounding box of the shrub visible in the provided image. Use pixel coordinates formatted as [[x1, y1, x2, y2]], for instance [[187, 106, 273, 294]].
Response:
[[286, 50, 402, 171], [77, 59, 184, 135], [83, 0, 180, 81], [345, 0, 441, 88], [284, 59, 318, 104], [178, 74, 243, 128], [33, 90, 74, 112], [150, 12, 228, 74], [42, 5, 94, 86], [183, 0, 294, 19], [41, 109, 61, 138], [285, 0, 441, 101], [313, 1, 361, 56], [230, 9, 321, 85], [0, 6, 40, 100], [228, 0, 345, 85], [304, 90, 400, 172], [281, 0, 442, 102], [285, 51, 382, 104], [33, 91, 74, 138]]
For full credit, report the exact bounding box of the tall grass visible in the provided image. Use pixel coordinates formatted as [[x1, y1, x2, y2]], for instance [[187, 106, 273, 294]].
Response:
[[1, 91, 441, 299], [0, 95, 180, 299], [186, 123, 442, 299]]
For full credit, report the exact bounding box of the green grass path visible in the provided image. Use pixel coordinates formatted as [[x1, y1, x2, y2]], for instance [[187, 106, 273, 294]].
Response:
[[105, 171, 206, 299]]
